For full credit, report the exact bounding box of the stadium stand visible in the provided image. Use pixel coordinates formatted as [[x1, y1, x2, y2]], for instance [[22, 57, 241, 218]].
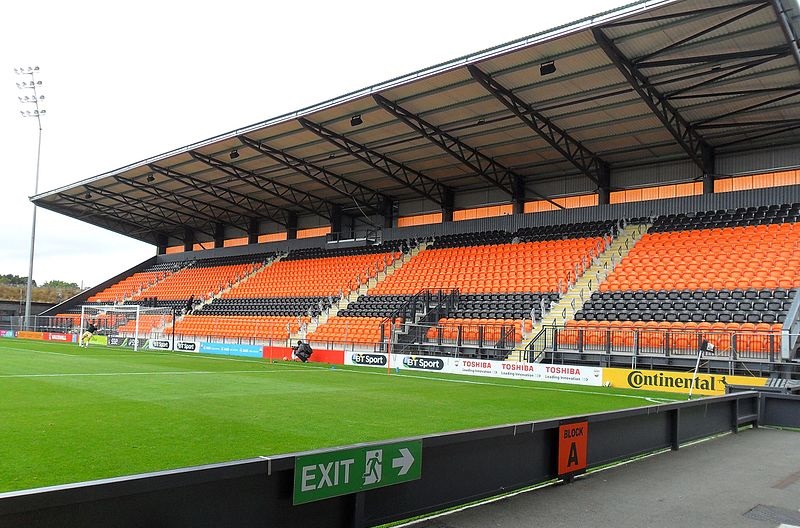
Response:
[[307, 222, 615, 355], [562, 204, 800, 356], [87, 262, 183, 303], [167, 242, 408, 342]]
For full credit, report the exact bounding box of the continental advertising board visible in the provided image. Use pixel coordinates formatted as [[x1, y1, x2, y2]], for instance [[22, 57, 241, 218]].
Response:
[[344, 353, 603, 387], [602, 367, 767, 396]]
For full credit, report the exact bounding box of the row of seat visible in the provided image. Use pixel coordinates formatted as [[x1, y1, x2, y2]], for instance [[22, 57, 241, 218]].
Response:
[[560, 320, 782, 354], [226, 251, 399, 298], [167, 315, 309, 340], [283, 240, 409, 261], [308, 316, 386, 345], [429, 220, 617, 249], [372, 237, 601, 295], [426, 318, 532, 343], [649, 204, 800, 233], [602, 222, 800, 292], [200, 296, 335, 317]]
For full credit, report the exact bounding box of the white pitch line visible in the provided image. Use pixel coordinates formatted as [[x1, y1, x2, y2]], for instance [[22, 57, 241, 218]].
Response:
[[4, 344, 681, 404], [0, 368, 308, 379], [163, 353, 680, 404]]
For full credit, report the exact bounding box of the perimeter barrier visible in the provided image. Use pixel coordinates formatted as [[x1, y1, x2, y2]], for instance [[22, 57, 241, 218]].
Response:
[[1, 392, 798, 527]]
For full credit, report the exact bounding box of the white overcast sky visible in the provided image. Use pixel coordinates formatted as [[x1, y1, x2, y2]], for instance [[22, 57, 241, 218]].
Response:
[[1, 0, 633, 288]]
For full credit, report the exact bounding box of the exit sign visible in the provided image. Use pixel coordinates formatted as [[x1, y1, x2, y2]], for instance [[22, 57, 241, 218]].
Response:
[[293, 440, 422, 505]]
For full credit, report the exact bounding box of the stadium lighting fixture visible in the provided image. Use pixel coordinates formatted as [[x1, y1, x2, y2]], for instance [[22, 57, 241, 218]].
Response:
[[146, 175, 155, 182], [14, 65, 45, 331], [84, 192, 92, 199], [350, 114, 363, 127], [229, 149, 240, 160], [540, 60, 557, 76]]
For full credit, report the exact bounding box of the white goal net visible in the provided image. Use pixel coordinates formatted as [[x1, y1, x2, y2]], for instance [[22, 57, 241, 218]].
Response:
[[79, 305, 174, 351]]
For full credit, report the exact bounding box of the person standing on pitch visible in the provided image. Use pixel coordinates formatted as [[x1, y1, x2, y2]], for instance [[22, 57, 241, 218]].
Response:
[[80, 320, 98, 348]]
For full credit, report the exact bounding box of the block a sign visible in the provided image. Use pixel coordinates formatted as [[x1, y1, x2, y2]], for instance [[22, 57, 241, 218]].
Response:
[[293, 440, 422, 505], [558, 421, 588, 477]]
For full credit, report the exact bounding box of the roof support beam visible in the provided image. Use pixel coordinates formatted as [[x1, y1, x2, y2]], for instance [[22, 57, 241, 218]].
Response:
[[635, 45, 789, 68], [602, 1, 771, 28], [56, 193, 164, 235], [634, 2, 771, 64], [82, 184, 216, 238], [593, 27, 714, 174], [113, 176, 233, 223], [297, 118, 450, 206], [237, 135, 387, 215], [469, 65, 607, 187], [373, 93, 563, 209], [693, 89, 800, 127], [148, 164, 289, 228], [770, 0, 800, 71], [189, 151, 335, 220], [106, 176, 227, 226]]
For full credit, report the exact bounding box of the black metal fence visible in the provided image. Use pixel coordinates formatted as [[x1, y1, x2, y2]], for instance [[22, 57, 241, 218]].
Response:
[[1, 392, 796, 528], [528, 325, 789, 363]]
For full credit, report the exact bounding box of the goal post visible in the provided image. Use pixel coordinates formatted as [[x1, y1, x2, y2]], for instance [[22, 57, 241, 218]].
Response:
[[78, 305, 175, 351]]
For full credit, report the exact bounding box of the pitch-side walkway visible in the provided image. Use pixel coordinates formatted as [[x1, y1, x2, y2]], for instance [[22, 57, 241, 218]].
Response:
[[410, 427, 800, 528]]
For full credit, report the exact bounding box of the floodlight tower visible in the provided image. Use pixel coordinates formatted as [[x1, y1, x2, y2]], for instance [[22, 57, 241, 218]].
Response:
[[15, 66, 46, 330]]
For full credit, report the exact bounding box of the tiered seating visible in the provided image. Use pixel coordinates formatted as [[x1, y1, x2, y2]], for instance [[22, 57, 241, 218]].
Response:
[[168, 315, 309, 340], [88, 262, 181, 302], [601, 223, 800, 291], [171, 244, 404, 342], [139, 254, 273, 301], [116, 314, 174, 335], [371, 237, 603, 295], [337, 295, 413, 318], [310, 223, 610, 349], [430, 318, 532, 343], [202, 297, 334, 317], [568, 205, 800, 356], [309, 316, 386, 345], [228, 243, 402, 298]]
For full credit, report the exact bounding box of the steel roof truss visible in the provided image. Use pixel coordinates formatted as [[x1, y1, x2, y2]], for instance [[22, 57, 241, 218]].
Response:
[[148, 164, 289, 227], [602, 0, 771, 28], [593, 28, 713, 173], [373, 93, 556, 206], [113, 176, 226, 224], [189, 151, 334, 220], [238, 135, 386, 215], [469, 65, 606, 187], [298, 118, 449, 206], [82, 184, 215, 238], [635, 2, 771, 64], [57, 192, 163, 234], [636, 45, 790, 69], [693, 88, 800, 126]]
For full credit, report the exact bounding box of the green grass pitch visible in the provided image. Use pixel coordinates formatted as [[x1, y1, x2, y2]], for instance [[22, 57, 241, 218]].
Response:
[[0, 339, 681, 493]]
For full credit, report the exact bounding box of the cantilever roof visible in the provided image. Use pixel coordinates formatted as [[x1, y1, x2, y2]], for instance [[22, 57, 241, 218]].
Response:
[[33, 0, 800, 245]]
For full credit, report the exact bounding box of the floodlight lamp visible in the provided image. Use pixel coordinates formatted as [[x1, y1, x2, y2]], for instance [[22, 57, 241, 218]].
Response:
[[540, 61, 556, 76], [350, 114, 363, 127], [229, 149, 240, 160], [146, 175, 155, 182], [85, 192, 92, 199]]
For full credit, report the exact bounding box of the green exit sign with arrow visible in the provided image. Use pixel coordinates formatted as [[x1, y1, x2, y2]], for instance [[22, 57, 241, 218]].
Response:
[[293, 440, 422, 505]]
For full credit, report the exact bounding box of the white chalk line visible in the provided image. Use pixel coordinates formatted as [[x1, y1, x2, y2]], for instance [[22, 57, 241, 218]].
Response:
[[0, 368, 308, 379], [5, 344, 679, 404]]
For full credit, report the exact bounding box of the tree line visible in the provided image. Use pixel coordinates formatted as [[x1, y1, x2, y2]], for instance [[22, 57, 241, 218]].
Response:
[[0, 274, 82, 303]]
